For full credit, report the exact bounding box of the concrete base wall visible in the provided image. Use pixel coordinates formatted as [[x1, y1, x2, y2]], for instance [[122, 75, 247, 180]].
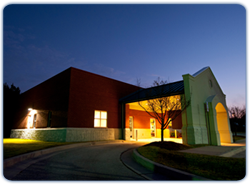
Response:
[[125, 128, 182, 140], [10, 128, 122, 142], [65, 128, 122, 142], [210, 129, 221, 146], [183, 125, 209, 145]]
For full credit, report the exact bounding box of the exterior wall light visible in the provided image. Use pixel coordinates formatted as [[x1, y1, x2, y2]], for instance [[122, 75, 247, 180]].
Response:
[[232, 113, 235, 118], [27, 108, 37, 129]]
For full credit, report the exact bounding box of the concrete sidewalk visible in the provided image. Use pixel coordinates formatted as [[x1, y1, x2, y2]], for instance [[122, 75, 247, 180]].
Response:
[[179, 139, 246, 157]]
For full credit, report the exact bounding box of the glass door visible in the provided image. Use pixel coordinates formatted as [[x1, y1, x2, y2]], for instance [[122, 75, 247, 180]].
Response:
[[150, 118, 156, 137], [33, 114, 37, 128], [129, 116, 133, 138]]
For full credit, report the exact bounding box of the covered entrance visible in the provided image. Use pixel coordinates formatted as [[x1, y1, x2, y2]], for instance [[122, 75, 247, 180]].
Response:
[[124, 100, 183, 142], [120, 80, 185, 143]]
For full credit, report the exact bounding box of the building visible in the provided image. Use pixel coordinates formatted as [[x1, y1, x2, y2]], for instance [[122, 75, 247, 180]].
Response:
[[10, 66, 233, 145]]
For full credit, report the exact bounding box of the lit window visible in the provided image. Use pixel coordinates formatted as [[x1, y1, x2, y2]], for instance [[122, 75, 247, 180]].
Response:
[[94, 110, 107, 127]]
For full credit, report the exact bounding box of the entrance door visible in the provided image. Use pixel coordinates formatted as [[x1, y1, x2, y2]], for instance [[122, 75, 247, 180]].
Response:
[[129, 116, 133, 138], [33, 114, 37, 128], [28, 115, 32, 129], [150, 118, 156, 137]]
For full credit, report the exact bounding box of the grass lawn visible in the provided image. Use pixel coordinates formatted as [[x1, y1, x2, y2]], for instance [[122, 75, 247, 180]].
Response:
[[137, 142, 245, 180], [233, 135, 245, 141], [3, 138, 76, 159]]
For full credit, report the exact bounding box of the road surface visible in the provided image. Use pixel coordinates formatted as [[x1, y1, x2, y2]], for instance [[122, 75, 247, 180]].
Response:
[[6, 142, 148, 180]]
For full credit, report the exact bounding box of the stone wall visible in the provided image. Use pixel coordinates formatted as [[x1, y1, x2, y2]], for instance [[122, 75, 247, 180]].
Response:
[[65, 128, 122, 142], [10, 128, 122, 142], [10, 128, 67, 142]]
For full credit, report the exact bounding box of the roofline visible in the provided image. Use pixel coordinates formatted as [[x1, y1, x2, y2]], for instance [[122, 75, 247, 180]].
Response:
[[119, 80, 184, 103], [144, 80, 184, 90], [186, 66, 226, 96], [192, 66, 210, 77], [21, 67, 72, 94], [120, 91, 185, 104], [21, 66, 139, 94], [70, 67, 139, 88]]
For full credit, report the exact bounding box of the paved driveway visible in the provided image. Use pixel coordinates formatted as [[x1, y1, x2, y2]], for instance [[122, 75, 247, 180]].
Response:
[[6, 142, 148, 180]]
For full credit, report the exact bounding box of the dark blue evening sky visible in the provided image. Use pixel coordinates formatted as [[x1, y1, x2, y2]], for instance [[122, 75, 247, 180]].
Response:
[[3, 4, 246, 107]]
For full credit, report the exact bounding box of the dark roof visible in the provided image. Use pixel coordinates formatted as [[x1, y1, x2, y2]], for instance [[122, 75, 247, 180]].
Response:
[[119, 80, 184, 103]]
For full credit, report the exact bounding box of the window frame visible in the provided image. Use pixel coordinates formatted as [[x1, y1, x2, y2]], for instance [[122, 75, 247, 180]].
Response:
[[33, 114, 37, 128], [168, 118, 172, 129], [94, 110, 108, 128]]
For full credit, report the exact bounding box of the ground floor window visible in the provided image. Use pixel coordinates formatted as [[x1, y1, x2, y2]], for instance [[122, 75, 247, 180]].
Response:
[[33, 114, 37, 128], [129, 116, 133, 138], [47, 111, 52, 127], [168, 118, 172, 128], [94, 110, 107, 127], [150, 118, 156, 137]]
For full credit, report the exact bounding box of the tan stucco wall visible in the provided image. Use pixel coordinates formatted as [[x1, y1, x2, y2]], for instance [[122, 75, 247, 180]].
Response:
[[182, 67, 232, 145]]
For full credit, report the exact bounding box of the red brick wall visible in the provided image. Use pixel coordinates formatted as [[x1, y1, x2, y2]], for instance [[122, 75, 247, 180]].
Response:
[[125, 106, 182, 129], [125, 107, 161, 129], [172, 110, 182, 129], [67, 67, 140, 128], [13, 68, 71, 129], [13, 67, 141, 129]]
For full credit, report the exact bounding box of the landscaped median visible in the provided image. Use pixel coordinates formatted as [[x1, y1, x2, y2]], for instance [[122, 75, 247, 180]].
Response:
[[134, 142, 245, 180]]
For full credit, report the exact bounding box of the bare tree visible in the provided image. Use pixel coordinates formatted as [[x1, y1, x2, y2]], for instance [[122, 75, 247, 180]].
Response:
[[228, 105, 246, 136], [228, 106, 246, 119], [137, 77, 190, 142]]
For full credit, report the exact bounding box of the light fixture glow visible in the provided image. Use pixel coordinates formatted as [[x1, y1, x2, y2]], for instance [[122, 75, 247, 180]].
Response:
[[27, 109, 37, 129]]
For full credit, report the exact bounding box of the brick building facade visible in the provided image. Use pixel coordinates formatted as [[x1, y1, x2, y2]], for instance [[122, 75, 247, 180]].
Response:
[[10, 66, 232, 145]]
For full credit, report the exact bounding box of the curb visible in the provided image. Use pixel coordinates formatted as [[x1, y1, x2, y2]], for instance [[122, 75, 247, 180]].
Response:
[[120, 148, 152, 180], [4, 140, 126, 169], [132, 149, 209, 180], [220, 146, 246, 157]]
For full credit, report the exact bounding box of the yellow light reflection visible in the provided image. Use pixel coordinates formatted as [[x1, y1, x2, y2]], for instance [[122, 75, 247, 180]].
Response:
[[3, 138, 43, 144]]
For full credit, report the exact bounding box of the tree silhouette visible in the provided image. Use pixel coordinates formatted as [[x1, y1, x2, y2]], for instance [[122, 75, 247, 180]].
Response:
[[228, 105, 246, 133], [228, 106, 245, 119], [4, 83, 20, 138], [137, 78, 190, 142]]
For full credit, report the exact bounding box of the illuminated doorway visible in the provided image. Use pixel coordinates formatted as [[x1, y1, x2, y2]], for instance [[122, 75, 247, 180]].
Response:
[[215, 103, 232, 143]]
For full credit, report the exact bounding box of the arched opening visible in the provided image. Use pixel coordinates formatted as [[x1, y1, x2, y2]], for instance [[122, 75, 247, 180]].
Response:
[[215, 103, 232, 143]]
